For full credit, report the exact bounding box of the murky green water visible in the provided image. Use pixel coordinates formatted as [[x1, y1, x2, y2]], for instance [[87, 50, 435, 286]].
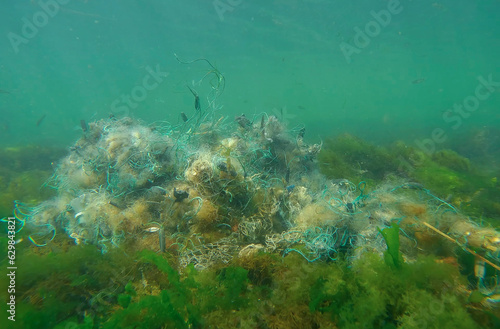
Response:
[[1, 0, 498, 148], [1, 1, 500, 328]]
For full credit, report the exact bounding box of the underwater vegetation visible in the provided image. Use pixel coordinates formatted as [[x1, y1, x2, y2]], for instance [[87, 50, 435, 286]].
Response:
[[0, 146, 65, 218], [0, 237, 495, 329], [318, 134, 500, 222], [318, 133, 399, 184], [450, 127, 500, 165], [2, 110, 500, 328]]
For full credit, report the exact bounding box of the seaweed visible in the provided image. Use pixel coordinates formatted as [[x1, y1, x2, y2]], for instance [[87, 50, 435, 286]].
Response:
[[0, 237, 493, 329], [379, 222, 404, 269], [0, 146, 64, 218], [319, 136, 500, 220], [307, 253, 482, 329], [217, 266, 249, 310], [102, 292, 194, 329], [318, 133, 399, 183], [102, 250, 203, 329], [0, 242, 137, 329], [432, 149, 471, 172], [117, 282, 136, 308]]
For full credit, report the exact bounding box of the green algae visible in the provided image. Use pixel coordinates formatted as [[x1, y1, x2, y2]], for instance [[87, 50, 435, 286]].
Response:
[[0, 146, 65, 218], [308, 254, 481, 329], [0, 237, 495, 329], [432, 149, 471, 172], [117, 282, 136, 308], [318, 133, 398, 184], [318, 135, 500, 221], [379, 222, 404, 269]]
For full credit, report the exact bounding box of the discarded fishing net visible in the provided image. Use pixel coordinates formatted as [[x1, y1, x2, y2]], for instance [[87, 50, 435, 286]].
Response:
[[9, 112, 500, 304]]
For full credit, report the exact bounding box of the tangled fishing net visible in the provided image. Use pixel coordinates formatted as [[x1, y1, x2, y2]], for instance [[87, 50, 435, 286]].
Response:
[[10, 107, 500, 304]]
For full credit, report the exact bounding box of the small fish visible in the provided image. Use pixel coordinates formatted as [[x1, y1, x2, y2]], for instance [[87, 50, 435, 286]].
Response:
[[36, 114, 46, 127], [235, 114, 251, 128], [412, 78, 427, 84], [144, 227, 160, 233], [80, 119, 88, 132], [187, 85, 201, 111], [260, 115, 265, 129], [0, 89, 10, 94], [181, 112, 188, 122]]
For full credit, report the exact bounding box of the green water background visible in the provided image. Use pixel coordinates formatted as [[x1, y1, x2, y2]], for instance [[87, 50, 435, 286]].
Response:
[[0, 0, 499, 151]]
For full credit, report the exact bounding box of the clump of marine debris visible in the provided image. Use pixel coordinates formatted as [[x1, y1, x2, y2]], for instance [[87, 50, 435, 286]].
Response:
[[13, 101, 500, 310]]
